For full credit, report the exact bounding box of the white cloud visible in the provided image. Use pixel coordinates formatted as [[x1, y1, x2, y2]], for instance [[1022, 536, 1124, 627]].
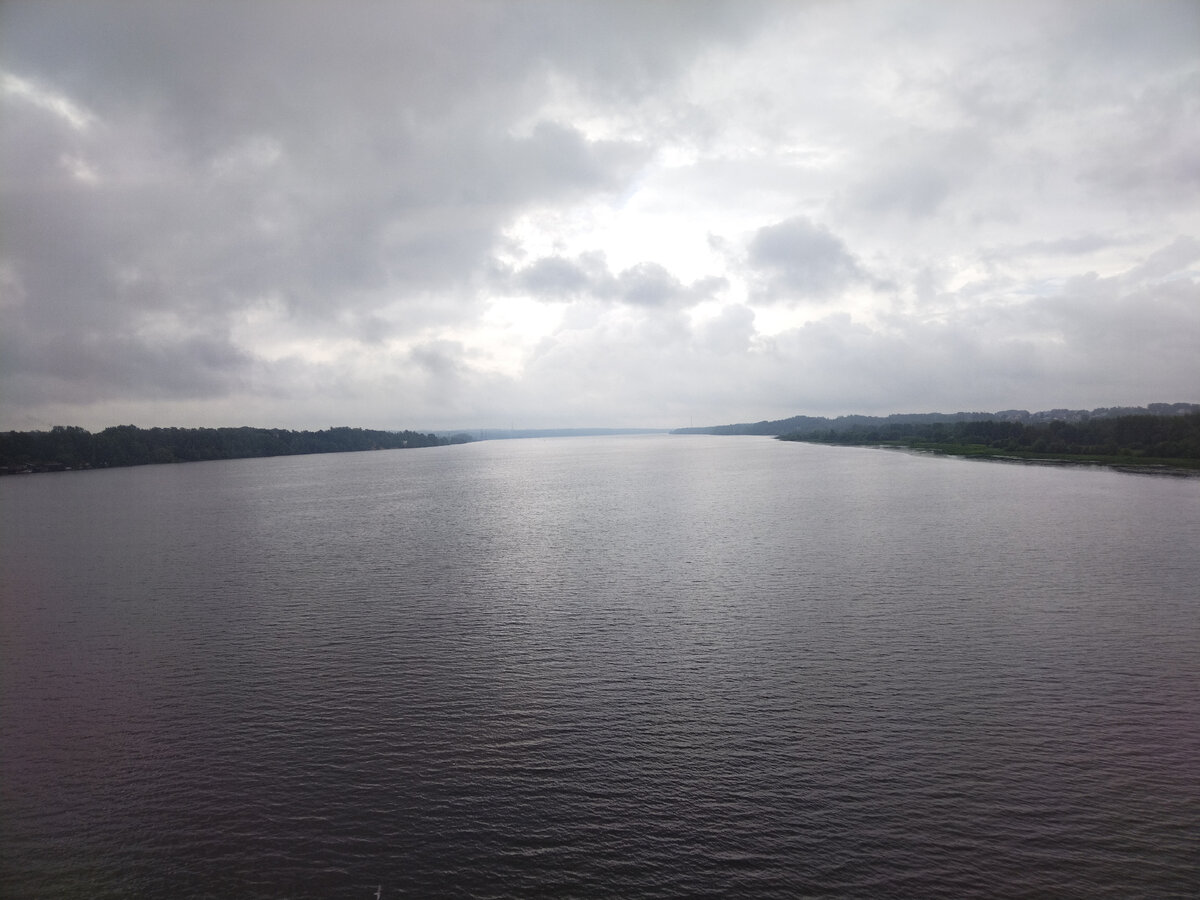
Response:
[[2, 71, 95, 130]]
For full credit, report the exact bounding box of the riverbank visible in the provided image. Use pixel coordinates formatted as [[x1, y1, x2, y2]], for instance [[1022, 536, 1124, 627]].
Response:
[[823, 439, 1200, 477]]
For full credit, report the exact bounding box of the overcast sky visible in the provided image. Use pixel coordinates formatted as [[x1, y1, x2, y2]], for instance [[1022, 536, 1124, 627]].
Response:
[[3, 0, 1198, 431]]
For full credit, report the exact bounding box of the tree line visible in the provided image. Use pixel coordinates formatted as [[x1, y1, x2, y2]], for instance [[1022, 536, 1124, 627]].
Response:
[[676, 402, 1200, 436], [0, 425, 472, 473], [778, 412, 1200, 463]]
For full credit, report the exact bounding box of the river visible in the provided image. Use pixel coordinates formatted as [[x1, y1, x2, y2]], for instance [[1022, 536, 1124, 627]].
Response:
[[2, 435, 1197, 898]]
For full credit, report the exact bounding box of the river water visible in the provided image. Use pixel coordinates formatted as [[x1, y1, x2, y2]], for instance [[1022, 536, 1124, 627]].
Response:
[[2, 434, 1197, 898]]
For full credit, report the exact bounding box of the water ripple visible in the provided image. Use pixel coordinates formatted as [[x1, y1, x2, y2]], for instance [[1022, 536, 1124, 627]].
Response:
[[2, 437, 1198, 898]]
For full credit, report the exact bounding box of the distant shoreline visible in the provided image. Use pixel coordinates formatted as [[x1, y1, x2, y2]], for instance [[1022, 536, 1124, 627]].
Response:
[[0, 424, 473, 476], [767, 409, 1200, 477]]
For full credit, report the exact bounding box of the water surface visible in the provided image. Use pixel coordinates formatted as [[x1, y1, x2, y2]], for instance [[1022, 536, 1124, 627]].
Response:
[[2, 435, 1198, 897]]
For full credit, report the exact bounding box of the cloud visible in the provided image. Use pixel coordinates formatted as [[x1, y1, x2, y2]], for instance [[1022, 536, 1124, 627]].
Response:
[[1, 327, 252, 406], [510, 253, 723, 307], [1121, 236, 1200, 283], [845, 129, 989, 220], [514, 253, 611, 299], [852, 163, 955, 219], [1, 1, 1198, 431], [697, 304, 757, 356], [0, 17, 659, 419], [745, 217, 873, 303], [983, 233, 1130, 263]]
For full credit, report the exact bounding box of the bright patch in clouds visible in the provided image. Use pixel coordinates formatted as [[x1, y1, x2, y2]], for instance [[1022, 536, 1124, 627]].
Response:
[[3, 71, 95, 130], [2, 0, 1198, 431]]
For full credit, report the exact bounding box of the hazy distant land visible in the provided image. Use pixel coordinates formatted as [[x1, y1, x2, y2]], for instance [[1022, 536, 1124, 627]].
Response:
[[778, 414, 1200, 474], [3, 404, 1199, 474], [0, 425, 473, 474], [675, 403, 1200, 474], [672, 402, 1200, 436]]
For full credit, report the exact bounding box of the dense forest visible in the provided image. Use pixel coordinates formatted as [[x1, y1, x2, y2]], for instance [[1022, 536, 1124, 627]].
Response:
[[0, 425, 471, 474], [778, 412, 1200, 468]]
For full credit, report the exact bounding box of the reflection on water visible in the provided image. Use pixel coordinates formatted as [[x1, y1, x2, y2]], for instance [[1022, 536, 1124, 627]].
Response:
[[2, 436, 1198, 898]]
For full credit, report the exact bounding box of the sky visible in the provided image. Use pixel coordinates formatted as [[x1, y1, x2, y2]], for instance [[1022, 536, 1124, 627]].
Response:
[[2, 0, 1198, 432]]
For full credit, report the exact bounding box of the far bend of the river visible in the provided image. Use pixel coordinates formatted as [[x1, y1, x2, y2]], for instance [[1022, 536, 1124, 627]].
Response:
[[2, 434, 1198, 899]]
